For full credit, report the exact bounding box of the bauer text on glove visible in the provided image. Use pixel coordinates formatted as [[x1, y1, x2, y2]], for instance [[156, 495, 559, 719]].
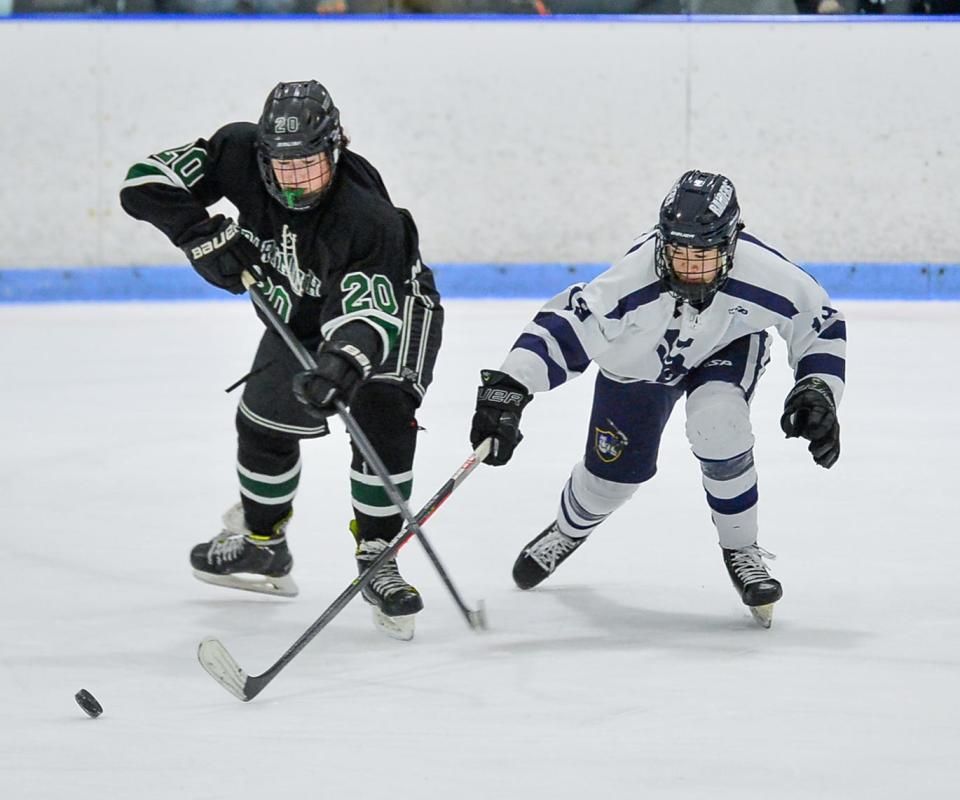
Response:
[[180, 216, 262, 295], [470, 370, 533, 466]]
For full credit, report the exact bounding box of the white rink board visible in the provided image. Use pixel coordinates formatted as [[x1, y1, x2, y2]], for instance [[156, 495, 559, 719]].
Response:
[[1, 299, 958, 799], [1, 19, 958, 267]]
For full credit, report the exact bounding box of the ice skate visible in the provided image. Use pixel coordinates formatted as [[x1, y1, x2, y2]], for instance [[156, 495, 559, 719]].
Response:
[[354, 528, 423, 641], [722, 543, 782, 628], [512, 522, 588, 590], [190, 503, 298, 597]]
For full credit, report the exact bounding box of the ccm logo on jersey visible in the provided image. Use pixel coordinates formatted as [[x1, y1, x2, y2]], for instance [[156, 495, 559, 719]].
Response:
[[190, 222, 238, 259]]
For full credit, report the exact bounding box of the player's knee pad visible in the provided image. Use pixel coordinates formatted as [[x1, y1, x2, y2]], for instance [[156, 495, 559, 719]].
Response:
[[685, 382, 754, 462], [573, 460, 639, 514], [236, 411, 301, 473], [351, 383, 417, 432], [349, 383, 419, 473]]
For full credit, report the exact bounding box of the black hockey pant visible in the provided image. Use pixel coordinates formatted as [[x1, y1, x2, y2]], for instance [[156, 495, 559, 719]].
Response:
[[233, 312, 441, 544]]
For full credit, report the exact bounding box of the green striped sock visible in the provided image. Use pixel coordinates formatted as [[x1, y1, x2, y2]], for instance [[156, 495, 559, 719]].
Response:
[[350, 469, 412, 518], [238, 459, 301, 506]]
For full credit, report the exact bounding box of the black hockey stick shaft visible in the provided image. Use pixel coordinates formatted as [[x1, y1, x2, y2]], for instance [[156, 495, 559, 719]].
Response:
[[241, 272, 482, 628], [200, 441, 490, 701]]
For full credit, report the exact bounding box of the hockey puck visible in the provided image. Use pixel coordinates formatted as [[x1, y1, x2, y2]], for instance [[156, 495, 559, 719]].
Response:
[[75, 689, 103, 718]]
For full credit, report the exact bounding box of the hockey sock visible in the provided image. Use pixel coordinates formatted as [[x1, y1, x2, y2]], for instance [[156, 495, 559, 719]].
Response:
[[348, 383, 418, 542], [350, 468, 411, 541], [698, 448, 758, 550], [236, 417, 301, 535], [556, 460, 638, 538]]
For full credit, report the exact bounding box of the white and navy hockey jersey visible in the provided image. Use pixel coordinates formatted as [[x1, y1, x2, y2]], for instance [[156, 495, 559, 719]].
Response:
[[500, 231, 846, 404]]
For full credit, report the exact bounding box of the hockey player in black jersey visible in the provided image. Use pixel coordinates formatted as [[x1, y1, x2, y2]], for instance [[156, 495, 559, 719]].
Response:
[[120, 80, 443, 640]]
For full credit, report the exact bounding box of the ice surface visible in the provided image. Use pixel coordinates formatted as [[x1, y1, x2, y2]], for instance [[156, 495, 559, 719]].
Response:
[[2, 299, 958, 799]]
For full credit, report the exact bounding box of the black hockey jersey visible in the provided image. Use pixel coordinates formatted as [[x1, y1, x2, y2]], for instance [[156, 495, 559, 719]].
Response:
[[119, 122, 440, 359]]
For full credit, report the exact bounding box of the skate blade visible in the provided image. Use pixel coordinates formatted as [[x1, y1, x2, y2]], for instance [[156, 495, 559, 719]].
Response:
[[192, 569, 299, 598], [371, 607, 416, 641], [749, 604, 775, 628]]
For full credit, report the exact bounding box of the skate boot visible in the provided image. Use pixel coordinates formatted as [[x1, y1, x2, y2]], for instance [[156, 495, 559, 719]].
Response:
[[722, 543, 782, 628], [353, 522, 423, 641], [190, 503, 298, 597], [512, 522, 587, 590]]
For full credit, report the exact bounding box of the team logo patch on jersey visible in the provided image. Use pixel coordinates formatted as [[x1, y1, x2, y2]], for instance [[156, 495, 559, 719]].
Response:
[[595, 426, 627, 463]]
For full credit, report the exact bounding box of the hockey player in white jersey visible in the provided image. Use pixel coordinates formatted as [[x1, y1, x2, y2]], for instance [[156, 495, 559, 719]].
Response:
[[469, 171, 845, 627]]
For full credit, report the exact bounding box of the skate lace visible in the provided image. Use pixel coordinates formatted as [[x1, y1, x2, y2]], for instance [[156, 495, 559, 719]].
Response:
[[369, 561, 412, 599], [358, 541, 412, 599], [529, 527, 580, 571], [729, 545, 776, 585], [207, 533, 246, 566]]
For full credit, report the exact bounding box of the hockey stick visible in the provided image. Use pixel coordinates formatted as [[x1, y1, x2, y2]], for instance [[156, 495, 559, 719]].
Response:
[[198, 439, 491, 702], [239, 271, 483, 627]]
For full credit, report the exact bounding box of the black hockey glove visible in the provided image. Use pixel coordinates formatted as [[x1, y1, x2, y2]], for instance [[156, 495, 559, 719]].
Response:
[[292, 341, 373, 419], [180, 216, 261, 295], [470, 370, 533, 466], [780, 376, 840, 469]]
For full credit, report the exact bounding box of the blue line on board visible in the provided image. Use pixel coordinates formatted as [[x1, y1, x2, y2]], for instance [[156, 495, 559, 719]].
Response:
[[1, 263, 958, 304]]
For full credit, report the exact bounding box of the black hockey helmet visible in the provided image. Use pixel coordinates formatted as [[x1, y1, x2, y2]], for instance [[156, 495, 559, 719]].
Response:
[[655, 170, 743, 305], [257, 80, 343, 211]]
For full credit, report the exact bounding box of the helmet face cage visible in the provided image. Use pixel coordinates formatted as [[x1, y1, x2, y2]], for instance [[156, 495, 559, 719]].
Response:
[[655, 171, 742, 306], [257, 81, 343, 211]]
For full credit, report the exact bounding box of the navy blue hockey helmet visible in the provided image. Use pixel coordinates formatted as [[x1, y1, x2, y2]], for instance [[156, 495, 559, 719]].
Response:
[[257, 80, 344, 211], [655, 170, 743, 305]]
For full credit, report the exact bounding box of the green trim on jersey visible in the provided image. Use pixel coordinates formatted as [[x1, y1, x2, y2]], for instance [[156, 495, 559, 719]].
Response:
[[121, 160, 184, 191], [125, 162, 166, 181], [363, 313, 402, 351], [321, 309, 402, 360], [121, 142, 209, 192]]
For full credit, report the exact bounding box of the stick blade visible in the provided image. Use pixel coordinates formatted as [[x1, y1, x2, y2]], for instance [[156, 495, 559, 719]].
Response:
[[468, 599, 488, 631], [198, 637, 251, 701]]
